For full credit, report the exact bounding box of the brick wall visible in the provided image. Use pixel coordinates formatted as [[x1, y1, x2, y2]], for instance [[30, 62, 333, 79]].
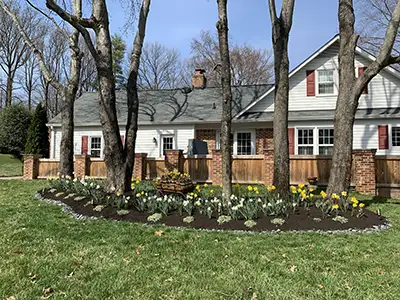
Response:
[[23, 155, 41, 180], [211, 150, 222, 185], [74, 155, 90, 179], [263, 149, 274, 185], [165, 150, 184, 172], [352, 149, 377, 195], [133, 153, 148, 180], [196, 129, 216, 154], [256, 128, 274, 155]]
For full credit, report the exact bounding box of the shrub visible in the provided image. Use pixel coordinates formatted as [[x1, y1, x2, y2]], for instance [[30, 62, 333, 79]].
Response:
[[0, 104, 31, 156], [25, 103, 49, 157]]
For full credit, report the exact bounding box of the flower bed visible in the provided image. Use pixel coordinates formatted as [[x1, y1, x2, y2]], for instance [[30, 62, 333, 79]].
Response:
[[40, 176, 388, 232]]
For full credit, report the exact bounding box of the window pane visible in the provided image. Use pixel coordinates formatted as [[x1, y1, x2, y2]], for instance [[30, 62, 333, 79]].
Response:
[[319, 146, 333, 155], [163, 136, 174, 154], [318, 70, 334, 94], [90, 137, 101, 158], [237, 132, 252, 155], [393, 127, 400, 146], [298, 146, 313, 155]]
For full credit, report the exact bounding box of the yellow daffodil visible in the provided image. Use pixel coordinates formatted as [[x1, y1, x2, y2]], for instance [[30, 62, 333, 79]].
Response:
[[321, 191, 327, 198], [116, 192, 121, 197], [271, 185, 276, 191], [351, 196, 358, 203], [332, 193, 340, 200], [248, 186, 253, 191], [204, 183, 208, 187], [341, 191, 347, 197], [352, 203, 358, 208], [210, 189, 214, 194], [136, 180, 140, 184], [194, 193, 198, 198], [359, 203, 365, 208], [297, 188, 302, 193], [298, 184, 305, 189], [309, 193, 314, 198], [332, 204, 339, 209], [254, 186, 258, 191], [309, 187, 314, 192], [141, 191, 144, 195], [256, 191, 259, 194], [219, 184, 222, 188]]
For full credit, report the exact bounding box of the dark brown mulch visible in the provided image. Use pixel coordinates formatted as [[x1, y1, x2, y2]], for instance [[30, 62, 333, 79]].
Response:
[[42, 191, 388, 232]]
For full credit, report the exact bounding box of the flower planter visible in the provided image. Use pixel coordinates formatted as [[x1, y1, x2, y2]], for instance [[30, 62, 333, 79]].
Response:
[[156, 182, 194, 194], [307, 176, 318, 185]]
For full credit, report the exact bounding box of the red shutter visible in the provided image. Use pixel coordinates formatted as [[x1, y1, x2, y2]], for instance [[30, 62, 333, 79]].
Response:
[[121, 135, 125, 146], [358, 67, 368, 94], [81, 136, 88, 154], [288, 128, 295, 155], [378, 125, 389, 149], [306, 70, 315, 96]]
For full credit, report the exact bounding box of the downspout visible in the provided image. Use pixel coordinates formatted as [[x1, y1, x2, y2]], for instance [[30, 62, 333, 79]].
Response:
[[51, 126, 56, 159]]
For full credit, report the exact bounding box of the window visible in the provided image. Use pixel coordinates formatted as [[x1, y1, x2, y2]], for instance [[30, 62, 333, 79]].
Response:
[[90, 137, 101, 157], [162, 136, 174, 154], [392, 127, 400, 146], [297, 129, 314, 155], [236, 132, 253, 155], [318, 70, 334, 94], [319, 128, 334, 155]]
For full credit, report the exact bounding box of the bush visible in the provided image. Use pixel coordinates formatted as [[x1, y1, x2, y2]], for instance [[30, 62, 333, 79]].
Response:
[[0, 104, 31, 156], [25, 103, 49, 157]]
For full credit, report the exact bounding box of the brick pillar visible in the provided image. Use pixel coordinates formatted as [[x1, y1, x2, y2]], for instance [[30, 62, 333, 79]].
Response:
[[211, 150, 222, 185], [165, 150, 184, 172], [74, 154, 90, 179], [263, 149, 274, 186], [352, 149, 377, 195], [133, 153, 148, 180], [196, 129, 217, 154], [23, 155, 41, 180], [256, 128, 273, 155]]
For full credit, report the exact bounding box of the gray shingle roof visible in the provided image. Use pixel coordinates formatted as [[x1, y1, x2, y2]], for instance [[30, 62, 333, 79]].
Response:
[[48, 84, 272, 126]]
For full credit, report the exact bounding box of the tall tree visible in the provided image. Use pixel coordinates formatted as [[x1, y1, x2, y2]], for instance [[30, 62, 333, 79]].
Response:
[[138, 42, 182, 89], [19, 50, 40, 110], [25, 103, 49, 156], [268, 0, 295, 200], [187, 30, 273, 87], [0, 0, 83, 177], [46, 0, 151, 192], [216, 0, 233, 202], [327, 0, 400, 194], [111, 34, 127, 88]]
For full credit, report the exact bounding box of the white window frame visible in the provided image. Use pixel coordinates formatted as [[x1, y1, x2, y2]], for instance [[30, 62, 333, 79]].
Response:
[[391, 125, 400, 147], [216, 130, 255, 155], [160, 134, 175, 156], [317, 69, 335, 96], [89, 136, 102, 158], [318, 128, 334, 155], [296, 128, 315, 155], [295, 126, 335, 155]]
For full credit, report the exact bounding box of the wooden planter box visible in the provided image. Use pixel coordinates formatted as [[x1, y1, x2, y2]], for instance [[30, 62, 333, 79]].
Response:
[[156, 182, 194, 194]]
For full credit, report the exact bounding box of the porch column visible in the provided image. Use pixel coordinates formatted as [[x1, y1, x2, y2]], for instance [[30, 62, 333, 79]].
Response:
[[164, 150, 184, 172], [23, 154, 42, 180], [211, 150, 222, 185], [263, 148, 274, 186], [133, 153, 148, 180], [74, 154, 90, 179]]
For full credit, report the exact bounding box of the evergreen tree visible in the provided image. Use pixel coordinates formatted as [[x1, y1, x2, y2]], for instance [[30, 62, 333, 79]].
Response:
[[25, 103, 49, 157], [111, 34, 127, 88], [0, 104, 31, 156]]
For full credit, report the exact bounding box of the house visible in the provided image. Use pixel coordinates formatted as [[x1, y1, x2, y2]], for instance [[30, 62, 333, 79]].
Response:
[[47, 35, 400, 160]]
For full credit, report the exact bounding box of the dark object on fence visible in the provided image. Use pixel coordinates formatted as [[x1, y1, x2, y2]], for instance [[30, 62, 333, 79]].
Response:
[[188, 139, 208, 155]]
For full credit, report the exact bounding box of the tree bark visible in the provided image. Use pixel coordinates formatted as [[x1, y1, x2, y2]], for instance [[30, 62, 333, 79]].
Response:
[[327, 0, 400, 194], [5, 70, 13, 106], [268, 0, 295, 200], [216, 0, 233, 202], [125, 0, 151, 189]]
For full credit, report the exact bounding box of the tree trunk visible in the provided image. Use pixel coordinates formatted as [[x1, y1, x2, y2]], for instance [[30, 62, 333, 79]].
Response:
[[59, 90, 75, 177], [125, 0, 151, 190], [268, 0, 295, 200], [216, 0, 233, 202], [5, 72, 12, 106]]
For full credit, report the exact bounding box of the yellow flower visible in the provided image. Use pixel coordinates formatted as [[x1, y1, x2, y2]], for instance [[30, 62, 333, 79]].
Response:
[[298, 184, 305, 189], [352, 203, 358, 208], [341, 191, 347, 197], [141, 191, 144, 195], [256, 191, 259, 194], [219, 184, 222, 188], [309, 187, 314, 192], [351, 197, 358, 204], [116, 192, 121, 197], [136, 180, 140, 184], [271, 185, 276, 191], [204, 183, 208, 187], [359, 203, 365, 208], [131, 184, 135, 190], [332, 193, 340, 200], [194, 193, 198, 198], [254, 186, 258, 192], [332, 204, 339, 209], [321, 191, 327, 198], [309, 193, 314, 198], [291, 189, 297, 194], [297, 188, 302, 193], [210, 189, 214, 194], [248, 186, 253, 191]]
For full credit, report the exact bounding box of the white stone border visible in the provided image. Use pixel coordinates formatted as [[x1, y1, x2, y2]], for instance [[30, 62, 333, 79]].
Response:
[[34, 192, 392, 235]]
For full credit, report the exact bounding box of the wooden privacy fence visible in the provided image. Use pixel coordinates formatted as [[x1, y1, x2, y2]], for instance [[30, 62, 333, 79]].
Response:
[[27, 149, 400, 196]]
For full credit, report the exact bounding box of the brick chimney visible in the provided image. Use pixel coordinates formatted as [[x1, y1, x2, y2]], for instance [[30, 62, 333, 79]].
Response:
[[192, 69, 207, 89]]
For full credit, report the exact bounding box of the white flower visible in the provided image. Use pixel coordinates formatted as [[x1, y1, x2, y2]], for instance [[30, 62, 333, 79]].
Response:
[[292, 203, 297, 207], [195, 201, 201, 206], [262, 204, 267, 208], [207, 207, 212, 211], [183, 200, 189, 207], [136, 193, 141, 197], [232, 206, 238, 211], [96, 185, 100, 190], [230, 194, 235, 199], [227, 201, 232, 206], [249, 199, 253, 203], [267, 203, 272, 207], [90, 182, 94, 187], [73, 178, 78, 182], [257, 198, 262, 203], [126, 196, 130, 200], [111, 186, 116, 192]]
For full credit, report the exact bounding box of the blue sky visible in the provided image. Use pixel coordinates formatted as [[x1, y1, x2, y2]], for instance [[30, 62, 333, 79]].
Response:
[[106, 0, 339, 69]]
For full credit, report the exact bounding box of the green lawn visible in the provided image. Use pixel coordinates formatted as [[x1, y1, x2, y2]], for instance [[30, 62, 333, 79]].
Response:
[[1, 181, 400, 299], [0, 154, 23, 177]]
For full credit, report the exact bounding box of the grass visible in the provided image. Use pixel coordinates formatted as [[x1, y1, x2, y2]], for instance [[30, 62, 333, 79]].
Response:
[[1, 180, 400, 299], [0, 154, 23, 177]]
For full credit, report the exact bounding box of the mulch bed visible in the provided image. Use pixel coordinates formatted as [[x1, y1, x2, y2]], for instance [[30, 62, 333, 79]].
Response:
[[41, 191, 388, 232]]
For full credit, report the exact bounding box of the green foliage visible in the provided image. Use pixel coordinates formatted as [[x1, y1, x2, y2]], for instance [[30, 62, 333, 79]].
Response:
[[0, 104, 31, 155], [25, 103, 49, 157], [111, 34, 127, 88]]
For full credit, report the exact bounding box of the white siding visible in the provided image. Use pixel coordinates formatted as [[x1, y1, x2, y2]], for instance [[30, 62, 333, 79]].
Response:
[[52, 125, 195, 159], [289, 120, 400, 155], [250, 42, 400, 112]]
